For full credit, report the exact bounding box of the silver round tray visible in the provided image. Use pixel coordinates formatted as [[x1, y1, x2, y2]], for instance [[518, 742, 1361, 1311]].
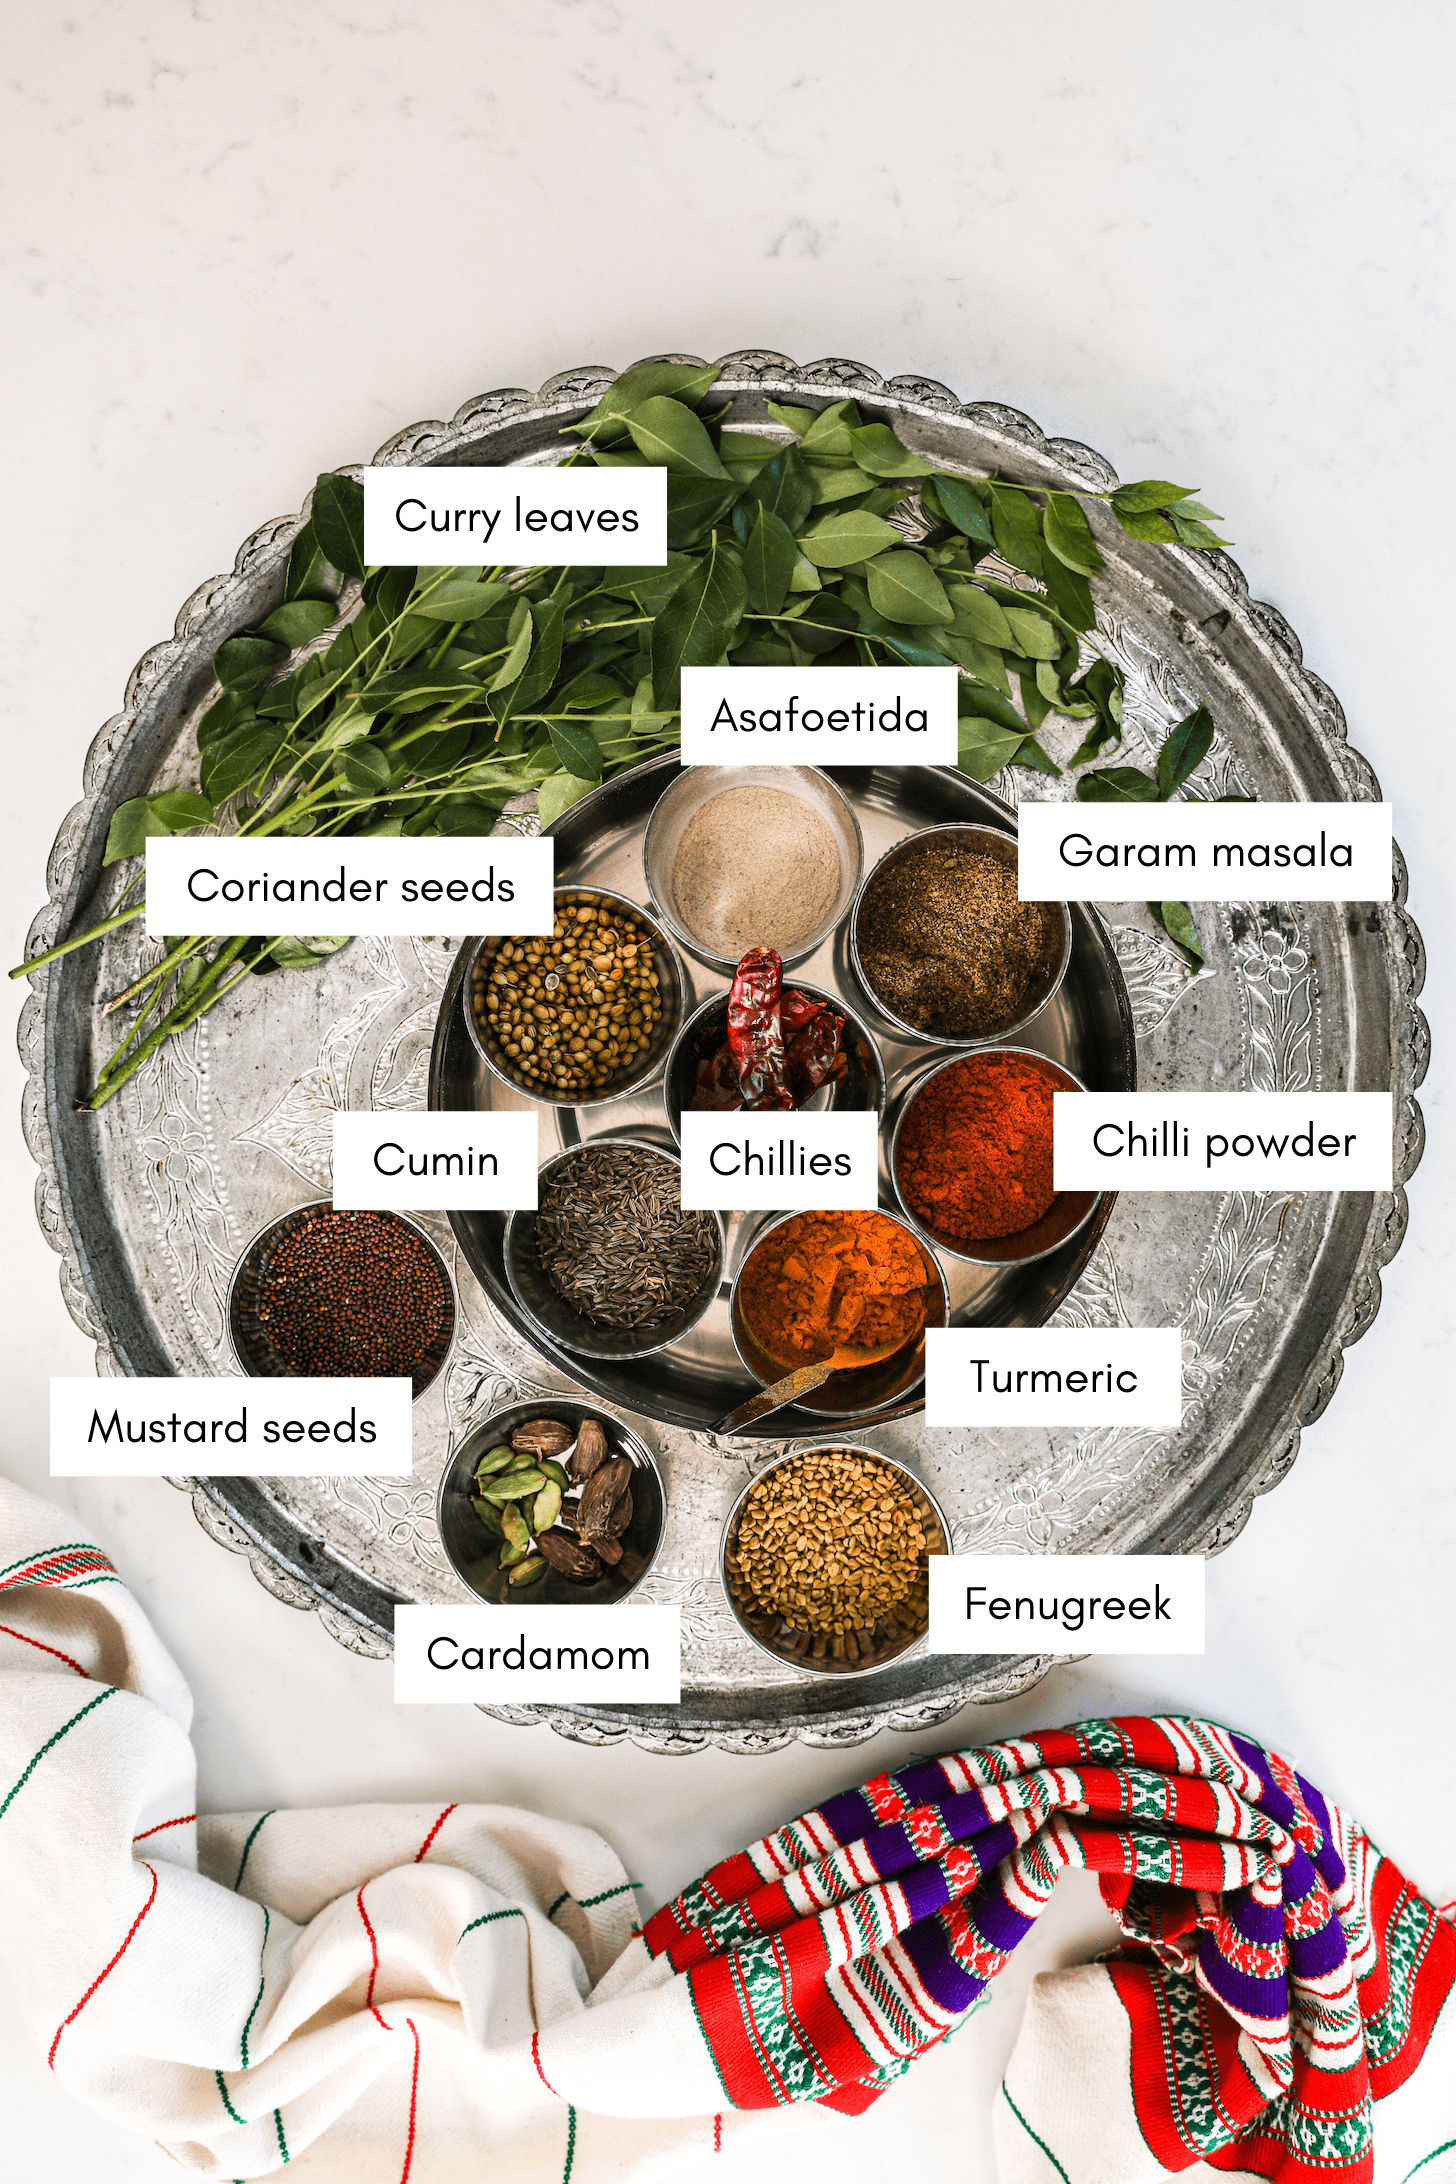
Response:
[[431, 756, 1133, 1435], [19, 352, 1427, 1754]]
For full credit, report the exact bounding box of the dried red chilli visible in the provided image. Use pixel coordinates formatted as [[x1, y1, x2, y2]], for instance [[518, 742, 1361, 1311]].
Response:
[[692, 948, 845, 1113], [726, 947, 793, 1109], [252, 1210, 452, 1393]]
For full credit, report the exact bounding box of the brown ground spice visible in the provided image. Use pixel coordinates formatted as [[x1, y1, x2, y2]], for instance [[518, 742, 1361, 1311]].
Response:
[[855, 835, 1054, 1039]]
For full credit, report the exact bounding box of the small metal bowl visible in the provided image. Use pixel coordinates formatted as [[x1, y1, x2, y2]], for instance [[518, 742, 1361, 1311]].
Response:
[[848, 822, 1071, 1048], [227, 1201, 457, 1401], [889, 1047, 1102, 1267], [642, 763, 864, 973], [720, 1442, 949, 1678], [503, 1136, 727, 1364], [461, 885, 686, 1109], [728, 1207, 948, 1422], [662, 983, 887, 1147], [437, 1399, 664, 1606]]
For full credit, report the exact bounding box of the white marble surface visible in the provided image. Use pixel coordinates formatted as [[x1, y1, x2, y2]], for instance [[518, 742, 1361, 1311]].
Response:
[[2, 3, 1454, 2176]]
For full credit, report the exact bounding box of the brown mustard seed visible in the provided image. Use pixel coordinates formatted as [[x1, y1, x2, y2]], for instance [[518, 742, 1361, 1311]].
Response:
[[726, 1449, 932, 1639], [855, 835, 1056, 1040], [472, 899, 665, 1097]]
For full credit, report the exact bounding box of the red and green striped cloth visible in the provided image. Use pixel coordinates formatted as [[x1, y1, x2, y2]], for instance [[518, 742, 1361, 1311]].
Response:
[[2, 1482, 1453, 2180]]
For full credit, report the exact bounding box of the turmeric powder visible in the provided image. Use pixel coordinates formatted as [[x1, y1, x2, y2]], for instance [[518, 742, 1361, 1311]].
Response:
[[737, 1210, 929, 1369]]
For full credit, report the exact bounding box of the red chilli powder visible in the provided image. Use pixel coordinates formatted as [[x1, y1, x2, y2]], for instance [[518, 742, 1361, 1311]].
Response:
[[895, 1054, 1057, 1245]]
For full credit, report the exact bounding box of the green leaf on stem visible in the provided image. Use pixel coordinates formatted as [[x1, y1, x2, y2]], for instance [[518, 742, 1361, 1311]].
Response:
[[409, 579, 508, 624], [1111, 507, 1179, 544], [200, 723, 290, 806], [567, 363, 722, 443], [623, 396, 730, 478], [600, 556, 693, 614], [863, 551, 954, 627], [1003, 606, 1060, 660], [1110, 479, 1199, 515], [547, 719, 604, 781], [256, 599, 337, 650], [947, 584, 1016, 650], [284, 521, 339, 604], [311, 472, 366, 578], [798, 509, 900, 569], [214, 634, 286, 693], [1043, 491, 1105, 577], [740, 445, 815, 534], [957, 717, 1027, 780], [343, 742, 393, 795], [763, 401, 820, 435], [650, 535, 747, 706], [1156, 704, 1216, 799], [665, 474, 740, 547], [988, 485, 1044, 578], [1076, 766, 1160, 802], [1151, 899, 1204, 968], [489, 603, 534, 693], [742, 507, 800, 616], [537, 769, 597, 827], [926, 474, 996, 550], [847, 423, 936, 478]]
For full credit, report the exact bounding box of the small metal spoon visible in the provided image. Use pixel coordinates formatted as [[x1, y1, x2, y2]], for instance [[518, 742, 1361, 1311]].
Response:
[[712, 1331, 913, 1436]]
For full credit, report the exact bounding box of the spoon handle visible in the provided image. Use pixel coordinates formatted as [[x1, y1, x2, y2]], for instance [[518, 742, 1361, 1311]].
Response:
[[712, 1359, 837, 1435]]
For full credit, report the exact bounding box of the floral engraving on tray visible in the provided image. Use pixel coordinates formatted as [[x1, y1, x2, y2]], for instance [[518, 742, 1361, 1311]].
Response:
[[311, 1473, 450, 1573], [1108, 923, 1214, 1037], [123, 1014, 236, 1358]]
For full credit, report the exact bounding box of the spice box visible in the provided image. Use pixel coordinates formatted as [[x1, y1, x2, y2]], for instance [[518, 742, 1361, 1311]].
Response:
[[23, 354, 1425, 1749], [431, 756, 1134, 1434]]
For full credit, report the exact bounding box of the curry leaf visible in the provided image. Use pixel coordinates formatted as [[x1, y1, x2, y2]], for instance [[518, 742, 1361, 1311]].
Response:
[[665, 473, 739, 546], [1043, 491, 1105, 577], [1156, 704, 1216, 799], [537, 768, 597, 826], [547, 719, 604, 781], [742, 507, 799, 616], [798, 509, 900, 568], [255, 599, 337, 650], [864, 551, 954, 627], [1111, 479, 1199, 515], [214, 634, 286, 693], [848, 423, 936, 479], [926, 474, 996, 550], [741, 445, 815, 534], [1112, 506, 1179, 544], [311, 472, 366, 579], [957, 717, 1027, 780], [651, 535, 748, 707], [988, 485, 1044, 578], [1151, 898, 1204, 968], [623, 396, 729, 478], [1076, 766, 1160, 802]]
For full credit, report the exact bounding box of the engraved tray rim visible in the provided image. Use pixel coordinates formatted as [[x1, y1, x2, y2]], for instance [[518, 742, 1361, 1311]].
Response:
[[18, 351, 1430, 1755]]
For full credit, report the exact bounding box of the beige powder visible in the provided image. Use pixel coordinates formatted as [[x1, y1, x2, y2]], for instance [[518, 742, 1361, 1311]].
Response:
[[670, 786, 841, 957]]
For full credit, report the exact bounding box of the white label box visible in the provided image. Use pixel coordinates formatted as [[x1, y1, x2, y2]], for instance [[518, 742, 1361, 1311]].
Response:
[[680, 665, 959, 765], [1017, 800, 1392, 902], [394, 1605, 681, 1703], [333, 1112, 539, 1211], [51, 1378, 412, 1478], [925, 1328, 1182, 1429], [1053, 1092, 1393, 1192], [363, 466, 667, 567], [928, 1555, 1204, 1655], [678, 1111, 880, 1211], [146, 835, 553, 939]]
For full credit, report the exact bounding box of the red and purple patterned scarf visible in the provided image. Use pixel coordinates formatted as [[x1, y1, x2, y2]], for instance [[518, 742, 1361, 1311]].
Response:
[[643, 1716, 1455, 2182]]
